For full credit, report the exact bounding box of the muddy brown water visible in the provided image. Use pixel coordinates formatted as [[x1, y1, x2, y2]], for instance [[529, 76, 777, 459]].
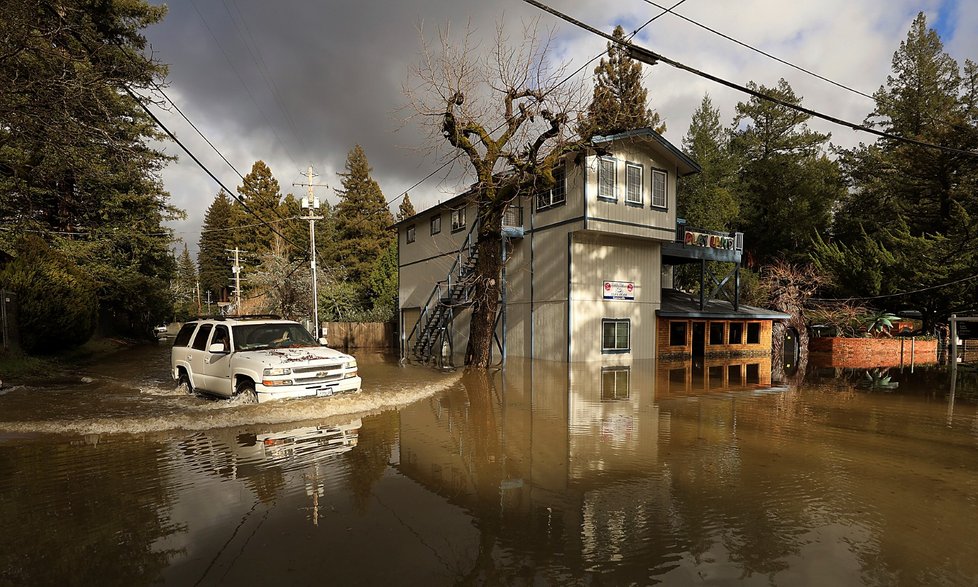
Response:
[[1, 345, 977, 585]]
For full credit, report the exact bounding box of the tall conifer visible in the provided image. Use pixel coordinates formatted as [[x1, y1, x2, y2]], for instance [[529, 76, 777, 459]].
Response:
[[334, 145, 394, 285], [198, 190, 234, 301], [578, 25, 665, 140]]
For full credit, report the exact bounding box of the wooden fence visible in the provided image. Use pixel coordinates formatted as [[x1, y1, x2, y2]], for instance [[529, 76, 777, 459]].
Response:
[[323, 322, 396, 350]]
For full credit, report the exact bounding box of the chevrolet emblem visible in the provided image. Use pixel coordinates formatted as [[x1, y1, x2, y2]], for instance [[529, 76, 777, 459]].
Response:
[[317, 371, 329, 378]]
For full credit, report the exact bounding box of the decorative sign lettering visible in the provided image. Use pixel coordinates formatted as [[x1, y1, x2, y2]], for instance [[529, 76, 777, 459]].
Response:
[[603, 281, 635, 300], [684, 230, 735, 250]]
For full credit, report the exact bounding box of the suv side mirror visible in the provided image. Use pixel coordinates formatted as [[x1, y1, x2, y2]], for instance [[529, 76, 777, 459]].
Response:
[[318, 337, 329, 346], [208, 343, 228, 354]]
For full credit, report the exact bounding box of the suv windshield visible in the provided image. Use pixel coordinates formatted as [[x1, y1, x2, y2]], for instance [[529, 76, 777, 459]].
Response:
[[232, 323, 319, 351]]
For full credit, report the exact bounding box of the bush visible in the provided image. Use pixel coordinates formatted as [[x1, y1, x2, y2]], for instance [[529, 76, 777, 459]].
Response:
[[0, 236, 98, 353]]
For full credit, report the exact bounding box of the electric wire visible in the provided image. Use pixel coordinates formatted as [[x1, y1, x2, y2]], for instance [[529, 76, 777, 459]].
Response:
[[635, 0, 876, 101], [387, 0, 685, 210], [523, 0, 978, 158], [811, 273, 978, 302]]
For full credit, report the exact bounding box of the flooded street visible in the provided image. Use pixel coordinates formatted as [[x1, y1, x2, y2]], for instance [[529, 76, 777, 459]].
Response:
[[2, 346, 978, 585]]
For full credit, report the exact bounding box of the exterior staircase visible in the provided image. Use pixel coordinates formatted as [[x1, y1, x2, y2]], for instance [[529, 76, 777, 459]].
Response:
[[407, 223, 480, 363]]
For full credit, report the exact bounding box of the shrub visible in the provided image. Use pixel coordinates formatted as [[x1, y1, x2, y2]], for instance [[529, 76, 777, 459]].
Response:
[[0, 236, 98, 353]]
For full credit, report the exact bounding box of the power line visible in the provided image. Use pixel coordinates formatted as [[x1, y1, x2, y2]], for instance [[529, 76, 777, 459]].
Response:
[[523, 0, 978, 158], [189, 0, 304, 172], [635, 0, 875, 101], [387, 0, 685, 210], [812, 273, 978, 302]]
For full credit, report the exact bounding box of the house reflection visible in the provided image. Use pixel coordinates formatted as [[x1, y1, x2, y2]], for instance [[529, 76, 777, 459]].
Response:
[[396, 356, 788, 581]]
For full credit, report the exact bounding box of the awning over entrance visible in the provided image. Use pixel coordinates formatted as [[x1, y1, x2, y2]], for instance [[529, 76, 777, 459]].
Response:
[[657, 288, 791, 321]]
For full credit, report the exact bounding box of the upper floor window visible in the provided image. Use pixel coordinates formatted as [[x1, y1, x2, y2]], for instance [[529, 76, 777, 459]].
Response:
[[601, 318, 630, 353], [746, 322, 761, 344], [625, 162, 643, 206], [430, 214, 441, 235], [536, 164, 566, 211], [451, 207, 466, 232], [598, 157, 616, 201], [406, 224, 416, 244], [652, 169, 667, 208]]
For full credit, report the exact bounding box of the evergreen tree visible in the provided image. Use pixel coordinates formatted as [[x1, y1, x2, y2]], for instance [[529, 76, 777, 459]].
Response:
[[0, 0, 180, 339], [397, 194, 417, 221], [334, 145, 394, 288], [730, 79, 844, 264], [679, 93, 739, 230], [198, 190, 234, 302], [577, 25, 665, 140], [234, 160, 283, 259], [816, 13, 978, 328], [173, 244, 198, 320]]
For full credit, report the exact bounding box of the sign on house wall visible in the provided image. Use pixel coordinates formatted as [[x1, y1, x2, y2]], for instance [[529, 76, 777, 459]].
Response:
[[684, 230, 735, 250], [603, 281, 635, 300]]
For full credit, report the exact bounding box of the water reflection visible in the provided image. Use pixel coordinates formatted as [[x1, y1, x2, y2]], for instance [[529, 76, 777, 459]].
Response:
[[395, 357, 978, 584], [3, 350, 978, 584]]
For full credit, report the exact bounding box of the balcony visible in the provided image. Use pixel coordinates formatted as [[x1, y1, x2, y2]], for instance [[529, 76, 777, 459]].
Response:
[[662, 219, 743, 265]]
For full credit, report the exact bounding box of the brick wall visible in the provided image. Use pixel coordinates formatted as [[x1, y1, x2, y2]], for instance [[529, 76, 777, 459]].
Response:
[[809, 337, 937, 368]]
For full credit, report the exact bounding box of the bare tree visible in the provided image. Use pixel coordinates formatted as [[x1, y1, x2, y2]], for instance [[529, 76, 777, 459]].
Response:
[[405, 19, 584, 367]]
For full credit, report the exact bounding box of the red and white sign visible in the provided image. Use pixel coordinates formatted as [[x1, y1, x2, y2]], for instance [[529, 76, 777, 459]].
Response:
[[603, 281, 635, 300]]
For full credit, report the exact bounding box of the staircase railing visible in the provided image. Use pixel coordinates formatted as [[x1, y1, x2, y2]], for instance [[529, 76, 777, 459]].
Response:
[[405, 220, 480, 363]]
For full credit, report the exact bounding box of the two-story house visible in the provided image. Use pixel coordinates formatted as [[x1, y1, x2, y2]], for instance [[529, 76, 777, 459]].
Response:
[[394, 127, 788, 364]]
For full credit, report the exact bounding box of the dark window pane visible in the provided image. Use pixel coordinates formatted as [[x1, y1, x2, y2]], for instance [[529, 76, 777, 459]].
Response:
[[669, 321, 687, 346], [747, 323, 761, 344], [191, 324, 213, 351], [709, 322, 725, 345]]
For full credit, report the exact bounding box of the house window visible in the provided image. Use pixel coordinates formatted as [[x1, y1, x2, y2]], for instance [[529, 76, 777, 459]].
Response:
[[728, 322, 744, 345], [746, 322, 761, 344], [451, 208, 466, 232], [430, 214, 441, 235], [625, 162, 643, 206], [537, 164, 566, 211], [406, 225, 416, 244], [669, 321, 687, 347], [602, 319, 630, 353], [601, 367, 631, 400], [598, 157, 616, 201], [709, 322, 725, 346], [728, 364, 742, 384], [651, 169, 667, 208]]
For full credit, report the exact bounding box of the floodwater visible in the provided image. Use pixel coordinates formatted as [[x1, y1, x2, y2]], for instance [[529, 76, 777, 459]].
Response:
[[1, 346, 978, 585]]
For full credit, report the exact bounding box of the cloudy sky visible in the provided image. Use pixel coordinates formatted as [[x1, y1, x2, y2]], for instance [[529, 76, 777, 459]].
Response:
[[142, 0, 977, 255]]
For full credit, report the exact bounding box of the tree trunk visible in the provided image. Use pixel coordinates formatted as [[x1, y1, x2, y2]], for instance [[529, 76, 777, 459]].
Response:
[[465, 209, 503, 368]]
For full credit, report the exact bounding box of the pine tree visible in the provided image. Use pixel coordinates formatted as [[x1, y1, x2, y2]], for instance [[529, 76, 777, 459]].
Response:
[[679, 93, 739, 231], [0, 0, 180, 339], [817, 13, 978, 329], [173, 244, 198, 319], [730, 79, 844, 264], [334, 145, 394, 288], [397, 194, 417, 221], [235, 160, 283, 259], [198, 190, 234, 302], [578, 25, 665, 140]]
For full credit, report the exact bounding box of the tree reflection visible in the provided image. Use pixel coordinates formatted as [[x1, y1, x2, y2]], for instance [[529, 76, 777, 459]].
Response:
[[0, 440, 182, 585]]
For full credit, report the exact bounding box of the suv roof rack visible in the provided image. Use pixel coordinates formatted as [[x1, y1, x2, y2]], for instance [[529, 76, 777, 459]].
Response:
[[227, 314, 282, 321]]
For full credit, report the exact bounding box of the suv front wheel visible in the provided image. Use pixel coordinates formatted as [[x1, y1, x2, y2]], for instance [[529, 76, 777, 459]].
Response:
[[236, 379, 258, 404]]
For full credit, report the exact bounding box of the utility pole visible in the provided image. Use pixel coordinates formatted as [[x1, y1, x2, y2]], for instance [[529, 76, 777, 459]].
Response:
[[294, 166, 327, 338], [227, 247, 244, 315], [205, 290, 213, 315]]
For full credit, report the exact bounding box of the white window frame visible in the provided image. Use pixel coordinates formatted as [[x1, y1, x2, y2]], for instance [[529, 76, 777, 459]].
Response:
[[430, 214, 441, 235], [406, 224, 416, 244], [597, 156, 616, 201], [625, 162, 643, 206], [451, 207, 466, 232], [601, 319, 630, 353], [601, 367, 631, 400], [651, 169, 667, 209], [537, 164, 566, 211]]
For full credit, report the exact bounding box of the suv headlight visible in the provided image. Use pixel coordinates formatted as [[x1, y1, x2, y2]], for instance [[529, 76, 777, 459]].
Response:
[[343, 360, 358, 378], [263, 367, 292, 376]]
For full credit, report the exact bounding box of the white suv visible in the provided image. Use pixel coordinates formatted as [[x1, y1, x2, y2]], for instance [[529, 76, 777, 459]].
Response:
[[171, 317, 360, 403]]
